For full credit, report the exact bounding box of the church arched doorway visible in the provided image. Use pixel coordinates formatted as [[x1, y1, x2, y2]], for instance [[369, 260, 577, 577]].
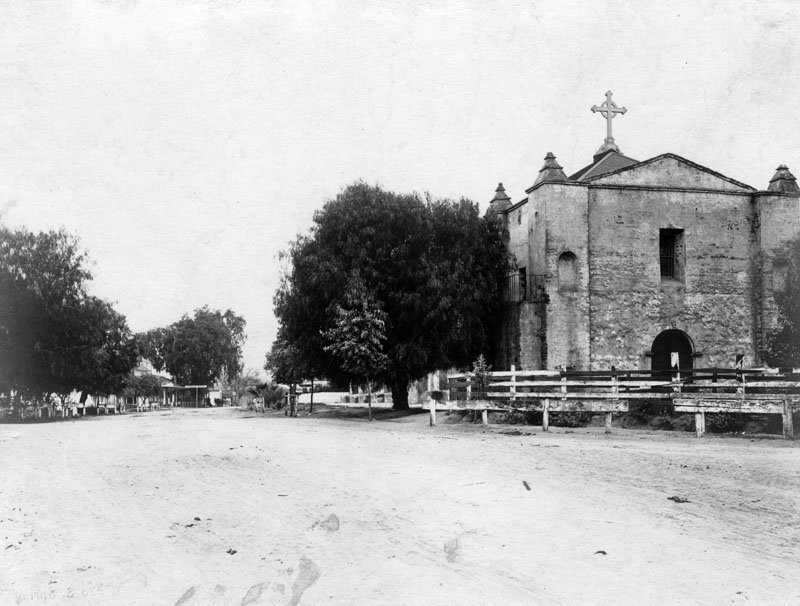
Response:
[[650, 329, 693, 376]]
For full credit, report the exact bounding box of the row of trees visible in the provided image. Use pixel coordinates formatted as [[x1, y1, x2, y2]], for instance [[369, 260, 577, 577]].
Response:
[[266, 182, 508, 410], [0, 226, 138, 402], [1, 225, 246, 407]]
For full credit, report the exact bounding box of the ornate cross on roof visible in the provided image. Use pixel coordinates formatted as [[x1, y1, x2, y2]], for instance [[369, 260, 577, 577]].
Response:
[[591, 90, 627, 155]]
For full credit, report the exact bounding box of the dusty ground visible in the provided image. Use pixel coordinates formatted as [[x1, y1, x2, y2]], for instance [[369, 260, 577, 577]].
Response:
[[1, 407, 799, 606]]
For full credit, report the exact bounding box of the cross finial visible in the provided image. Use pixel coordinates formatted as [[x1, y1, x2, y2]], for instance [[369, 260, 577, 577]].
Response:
[[591, 90, 627, 155]]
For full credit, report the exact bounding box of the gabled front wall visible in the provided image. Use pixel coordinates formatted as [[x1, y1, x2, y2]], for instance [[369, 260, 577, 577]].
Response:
[[587, 186, 758, 370], [590, 155, 753, 193]]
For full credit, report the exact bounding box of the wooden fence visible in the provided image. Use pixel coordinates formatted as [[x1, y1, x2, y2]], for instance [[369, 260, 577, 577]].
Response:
[[428, 366, 800, 439]]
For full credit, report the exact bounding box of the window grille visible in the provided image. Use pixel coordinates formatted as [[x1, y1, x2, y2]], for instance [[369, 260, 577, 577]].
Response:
[[660, 232, 676, 278]]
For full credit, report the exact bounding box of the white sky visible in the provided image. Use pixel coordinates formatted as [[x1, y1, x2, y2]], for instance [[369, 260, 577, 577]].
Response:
[[2, 0, 800, 373]]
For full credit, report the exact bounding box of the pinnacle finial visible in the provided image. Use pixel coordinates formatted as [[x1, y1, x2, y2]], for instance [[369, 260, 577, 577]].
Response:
[[534, 152, 567, 185], [486, 182, 512, 216], [493, 182, 511, 201], [768, 164, 799, 193]]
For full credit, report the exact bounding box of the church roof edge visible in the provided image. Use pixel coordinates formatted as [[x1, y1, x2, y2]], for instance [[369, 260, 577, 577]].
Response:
[[569, 150, 639, 181], [581, 153, 757, 191], [524, 180, 586, 195]]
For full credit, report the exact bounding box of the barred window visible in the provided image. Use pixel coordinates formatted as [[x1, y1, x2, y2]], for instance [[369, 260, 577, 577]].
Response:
[[659, 229, 684, 281]]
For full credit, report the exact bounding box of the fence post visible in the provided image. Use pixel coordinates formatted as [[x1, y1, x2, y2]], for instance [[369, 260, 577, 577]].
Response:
[[607, 367, 618, 434], [542, 398, 550, 432], [695, 412, 706, 438], [510, 364, 516, 402], [783, 399, 794, 440]]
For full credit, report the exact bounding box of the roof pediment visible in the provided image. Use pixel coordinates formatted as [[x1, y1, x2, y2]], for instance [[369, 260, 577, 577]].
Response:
[[585, 153, 755, 192]]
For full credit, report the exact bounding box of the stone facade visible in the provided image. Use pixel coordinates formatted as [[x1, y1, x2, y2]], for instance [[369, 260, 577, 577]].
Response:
[[491, 151, 800, 372]]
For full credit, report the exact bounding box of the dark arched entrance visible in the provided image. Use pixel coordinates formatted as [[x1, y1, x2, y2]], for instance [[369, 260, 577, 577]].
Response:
[[651, 329, 693, 376]]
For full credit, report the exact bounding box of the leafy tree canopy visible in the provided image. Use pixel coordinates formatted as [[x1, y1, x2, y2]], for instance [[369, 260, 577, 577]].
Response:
[[322, 280, 388, 383], [138, 307, 246, 387], [122, 371, 163, 402], [265, 332, 307, 387], [272, 182, 507, 409], [0, 226, 137, 399]]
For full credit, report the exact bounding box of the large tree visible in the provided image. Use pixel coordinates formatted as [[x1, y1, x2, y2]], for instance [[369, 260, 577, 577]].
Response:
[[136, 327, 170, 373], [139, 307, 246, 387], [272, 182, 507, 409], [0, 226, 137, 401]]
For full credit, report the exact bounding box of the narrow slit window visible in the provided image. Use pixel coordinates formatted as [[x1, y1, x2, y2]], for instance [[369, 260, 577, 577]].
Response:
[[659, 229, 684, 281]]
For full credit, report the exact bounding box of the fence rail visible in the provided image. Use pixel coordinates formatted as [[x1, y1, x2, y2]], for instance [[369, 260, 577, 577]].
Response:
[[428, 366, 800, 439]]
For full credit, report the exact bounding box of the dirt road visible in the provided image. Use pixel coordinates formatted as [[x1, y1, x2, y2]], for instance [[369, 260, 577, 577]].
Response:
[[1, 408, 798, 605]]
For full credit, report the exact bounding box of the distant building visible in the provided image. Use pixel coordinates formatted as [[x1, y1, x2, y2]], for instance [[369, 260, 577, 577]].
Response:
[[488, 92, 800, 372]]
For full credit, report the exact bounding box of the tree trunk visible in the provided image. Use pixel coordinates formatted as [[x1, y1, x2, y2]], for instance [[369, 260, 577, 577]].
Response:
[[367, 380, 373, 421], [391, 379, 409, 411], [289, 384, 297, 417]]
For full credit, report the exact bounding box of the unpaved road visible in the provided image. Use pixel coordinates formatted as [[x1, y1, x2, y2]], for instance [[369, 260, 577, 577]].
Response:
[[1, 407, 798, 605]]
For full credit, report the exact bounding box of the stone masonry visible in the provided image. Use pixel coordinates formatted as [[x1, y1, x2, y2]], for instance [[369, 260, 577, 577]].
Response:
[[489, 148, 800, 372]]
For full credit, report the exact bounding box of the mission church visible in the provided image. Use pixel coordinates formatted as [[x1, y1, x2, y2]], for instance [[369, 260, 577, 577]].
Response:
[[488, 91, 800, 373]]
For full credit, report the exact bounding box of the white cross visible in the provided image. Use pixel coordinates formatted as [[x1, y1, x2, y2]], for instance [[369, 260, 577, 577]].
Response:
[[591, 90, 627, 147]]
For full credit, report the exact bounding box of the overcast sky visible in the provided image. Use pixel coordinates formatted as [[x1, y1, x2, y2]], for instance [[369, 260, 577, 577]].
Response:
[[2, 0, 799, 374]]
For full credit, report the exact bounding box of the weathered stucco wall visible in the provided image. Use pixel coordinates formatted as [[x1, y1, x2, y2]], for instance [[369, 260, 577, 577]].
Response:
[[757, 193, 800, 339], [506, 202, 530, 270], [495, 200, 544, 371], [496, 302, 542, 371], [587, 186, 758, 370], [535, 183, 591, 370]]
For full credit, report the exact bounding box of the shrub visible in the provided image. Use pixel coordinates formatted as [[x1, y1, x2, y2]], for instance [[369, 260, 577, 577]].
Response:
[[648, 415, 675, 431], [622, 401, 674, 427], [743, 419, 768, 434], [555, 411, 591, 428], [705, 412, 747, 433], [671, 414, 695, 432], [260, 381, 288, 410], [497, 409, 540, 425]]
